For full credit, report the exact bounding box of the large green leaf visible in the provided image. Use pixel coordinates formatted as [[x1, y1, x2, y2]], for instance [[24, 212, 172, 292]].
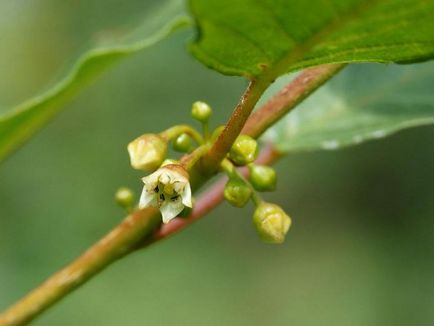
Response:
[[189, 0, 434, 79], [264, 62, 434, 152], [0, 0, 190, 162]]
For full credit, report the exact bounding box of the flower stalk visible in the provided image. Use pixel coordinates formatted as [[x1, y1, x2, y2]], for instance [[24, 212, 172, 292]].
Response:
[[220, 158, 262, 206], [160, 124, 204, 145]]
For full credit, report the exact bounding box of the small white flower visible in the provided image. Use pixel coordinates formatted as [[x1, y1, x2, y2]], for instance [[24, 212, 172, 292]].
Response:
[[139, 164, 192, 223]]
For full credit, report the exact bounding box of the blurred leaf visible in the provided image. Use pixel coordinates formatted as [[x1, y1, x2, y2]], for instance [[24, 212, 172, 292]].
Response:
[[189, 0, 434, 78], [264, 62, 434, 152], [0, 0, 190, 162]]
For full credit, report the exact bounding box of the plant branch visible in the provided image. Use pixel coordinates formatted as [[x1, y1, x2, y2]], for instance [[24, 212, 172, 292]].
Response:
[[0, 207, 161, 326], [0, 64, 343, 326], [202, 78, 271, 170], [242, 63, 345, 138], [202, 64, 344, 170]]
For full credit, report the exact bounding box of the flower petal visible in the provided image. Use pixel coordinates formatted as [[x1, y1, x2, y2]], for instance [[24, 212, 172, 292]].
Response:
[[181, 182, 192, 207], [161, 165, 188, 183], [159, 172, 171, 185], [160, 200, 184, 224], [142, 169, 160, 188], [138, 187, 156, 208]]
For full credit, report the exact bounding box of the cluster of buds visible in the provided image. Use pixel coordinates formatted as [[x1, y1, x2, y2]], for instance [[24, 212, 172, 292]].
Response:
[[126, 131, 192, 223], [222, 134, 291, 244], [117, 101, 214, 224], [117, 100, 291, 244]]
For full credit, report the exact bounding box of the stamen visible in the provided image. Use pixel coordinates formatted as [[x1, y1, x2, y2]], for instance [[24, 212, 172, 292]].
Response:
[[171, 195, 179, 202], [154, 185, 159, 193], [160, 193, 165, 201], [173, 182, 184, 193]]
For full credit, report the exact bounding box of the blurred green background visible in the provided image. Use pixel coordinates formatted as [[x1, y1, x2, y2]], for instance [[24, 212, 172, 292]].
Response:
[[1, 1, 434, 325]]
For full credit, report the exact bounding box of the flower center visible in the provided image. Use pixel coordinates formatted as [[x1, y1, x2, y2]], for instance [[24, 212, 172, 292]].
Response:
[[152, 179, 184, 207]]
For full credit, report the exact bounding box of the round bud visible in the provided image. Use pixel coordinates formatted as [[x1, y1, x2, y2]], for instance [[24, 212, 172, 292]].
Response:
[[224, 179, 252, 207], [191, 101, 212, 122], [172, 133, 192, 153], [229, 135, 258, 166], [128, 134, 167, 171], [249, 165, 277, 191], [253, 202, 291, 244], [115, 187, 134, 209]]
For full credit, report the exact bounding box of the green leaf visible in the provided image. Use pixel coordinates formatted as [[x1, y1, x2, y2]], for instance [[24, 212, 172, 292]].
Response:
[[264, 62, 434, 152], [189, 0, 434, 79], [0, 0, 190, 162]]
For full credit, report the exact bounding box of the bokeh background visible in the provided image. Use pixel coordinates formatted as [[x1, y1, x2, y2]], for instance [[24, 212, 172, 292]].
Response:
[[1, 1, 434, 325]]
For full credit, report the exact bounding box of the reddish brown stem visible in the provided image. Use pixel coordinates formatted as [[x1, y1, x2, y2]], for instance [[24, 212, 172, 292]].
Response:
[[202, 78, 271, 170], [0, 208, 160, 326], [243, 63, 345, 138]]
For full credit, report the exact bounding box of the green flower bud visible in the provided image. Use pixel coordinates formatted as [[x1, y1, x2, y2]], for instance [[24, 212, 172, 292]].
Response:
[[249, 165, 277, 192], [115, 187, 134, 209], [191, 101, 212, 122], [172, 133, 193, 152], [128, 134, 167, 171], [224, 179, 252, 207], [229, 135, 258, 166], [253, 202, 291, 244]]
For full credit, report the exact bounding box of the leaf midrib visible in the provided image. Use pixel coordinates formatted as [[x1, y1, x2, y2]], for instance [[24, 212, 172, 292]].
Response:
[[256, 0, 386, 82]]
